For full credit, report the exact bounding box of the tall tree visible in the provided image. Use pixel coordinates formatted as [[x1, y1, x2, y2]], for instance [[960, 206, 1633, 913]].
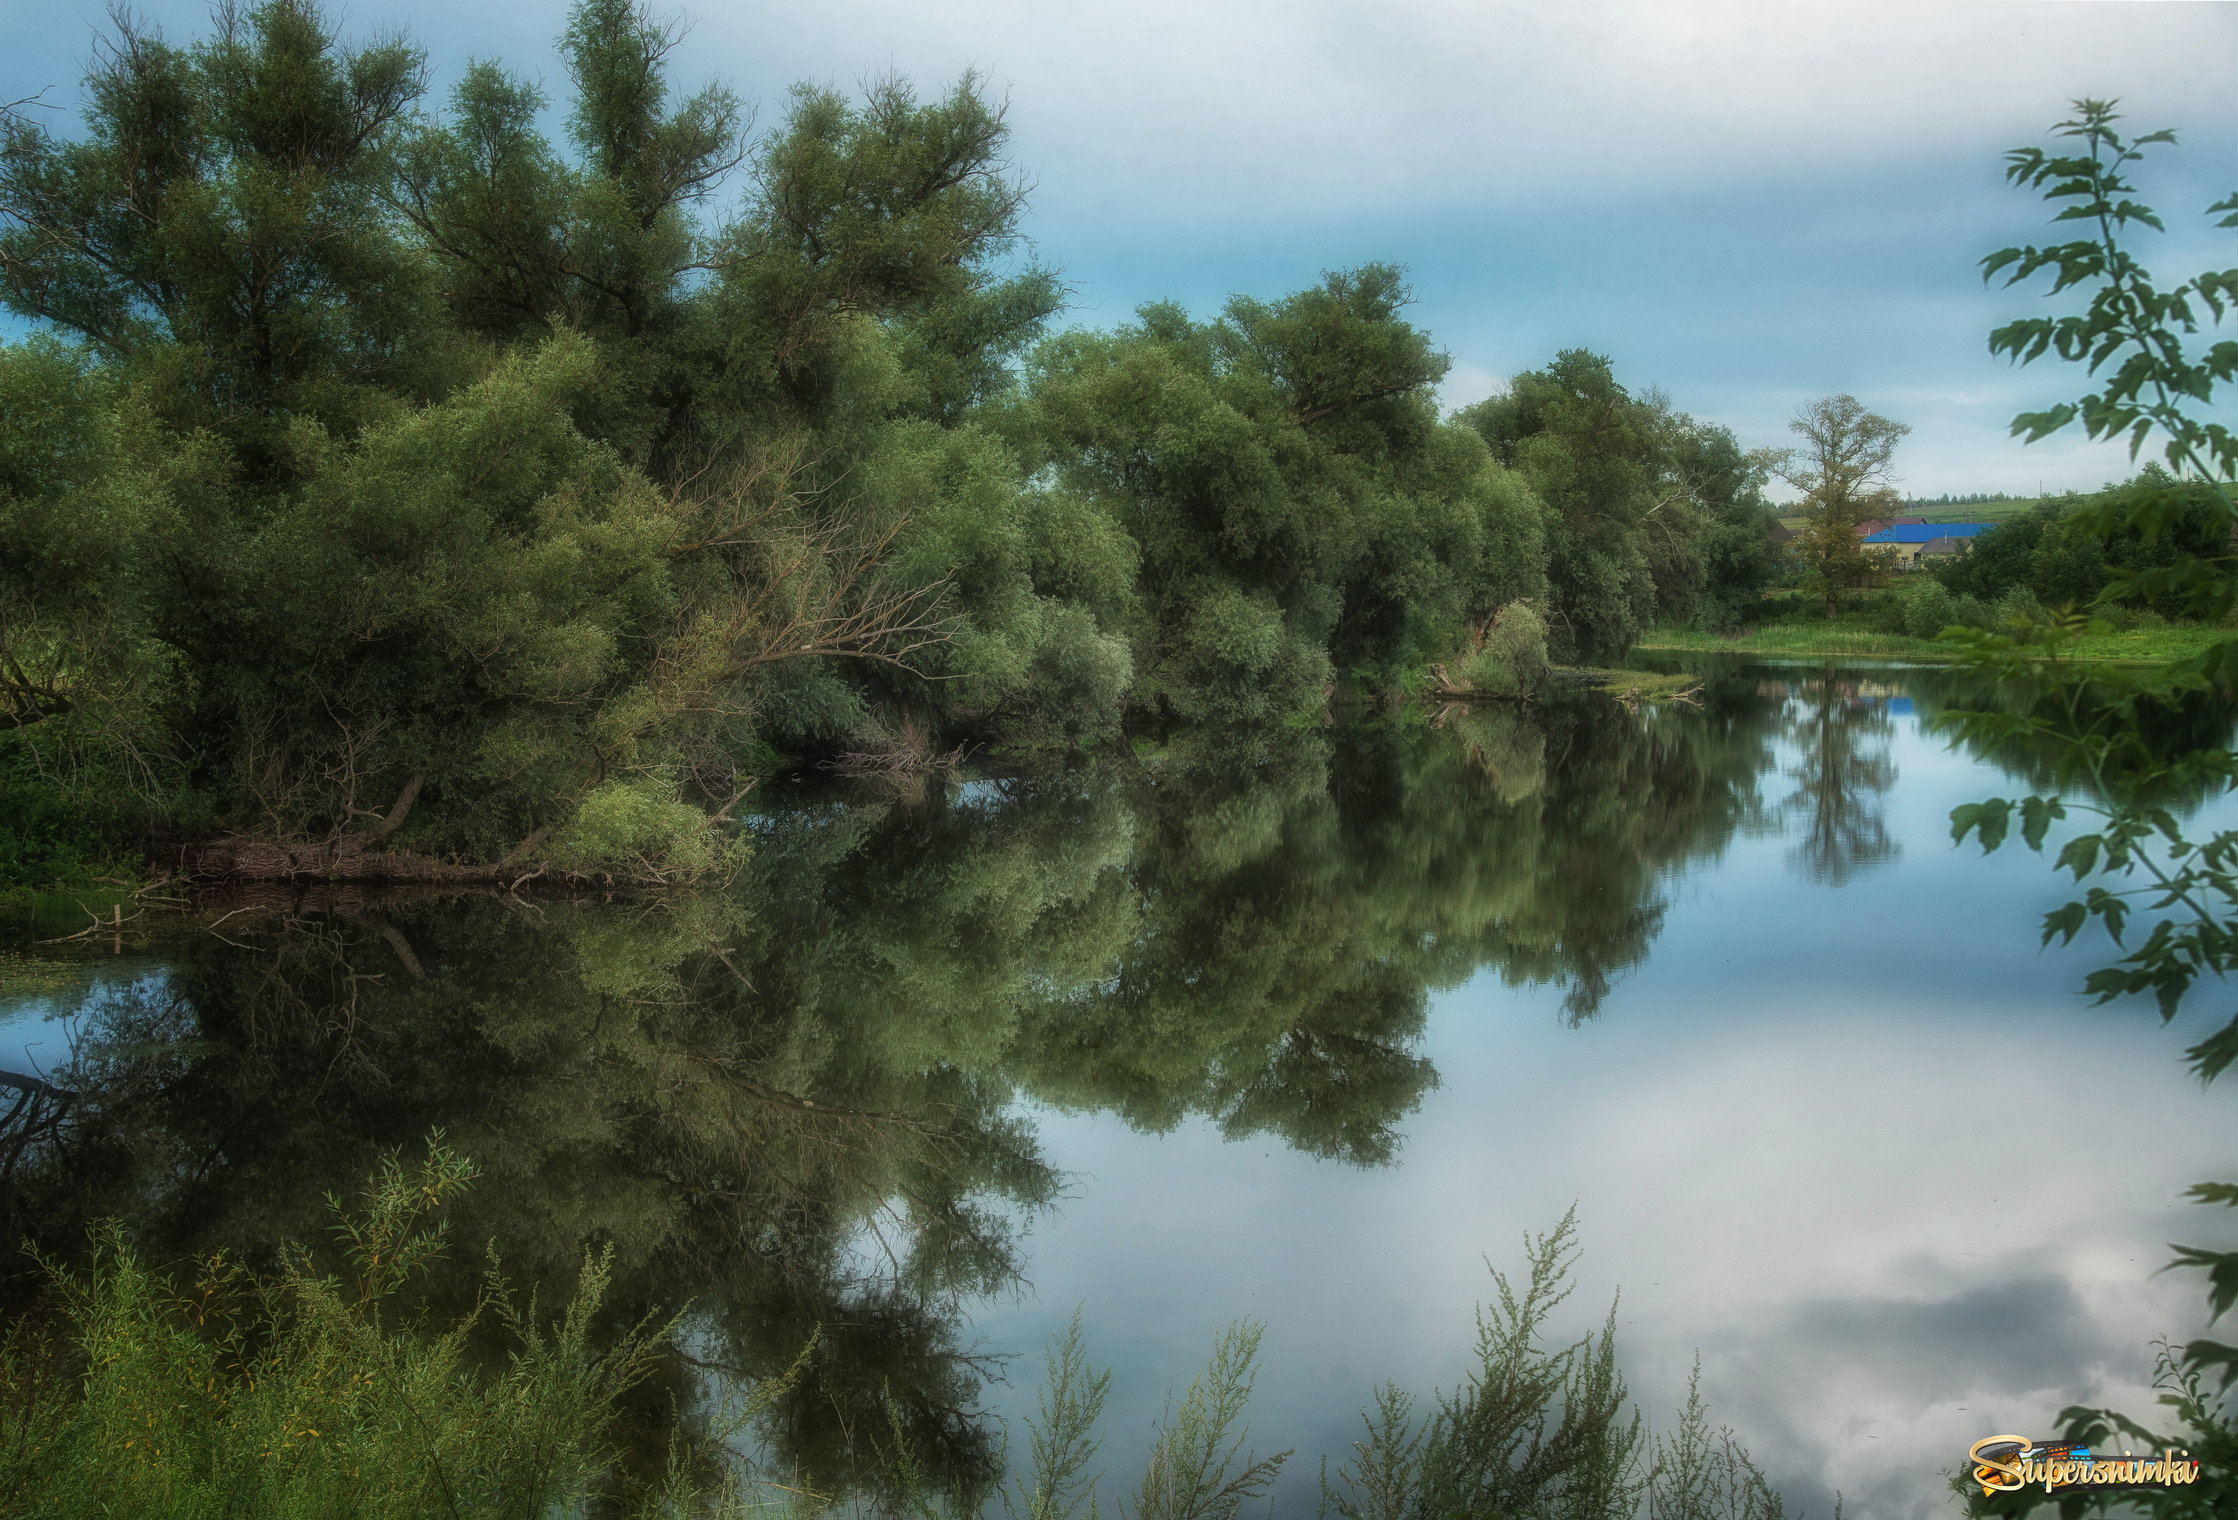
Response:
[[0, 0, 1062, 875], [1774, 394, 1909, 618], [1459, 351, 1694, 662], [1015, 266, 1542, 721], [0, 0, 442, 480]]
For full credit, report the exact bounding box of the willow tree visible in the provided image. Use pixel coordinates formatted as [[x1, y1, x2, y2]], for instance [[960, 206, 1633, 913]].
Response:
[[0, 0, 1066, 876]]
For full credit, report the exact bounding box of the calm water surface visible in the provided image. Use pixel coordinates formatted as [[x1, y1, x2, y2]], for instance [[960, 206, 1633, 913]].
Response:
[[2, 660, 2230, 1518]]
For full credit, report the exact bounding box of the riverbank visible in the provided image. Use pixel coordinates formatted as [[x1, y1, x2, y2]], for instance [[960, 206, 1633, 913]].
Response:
[[1636, 620, 2230, 664]]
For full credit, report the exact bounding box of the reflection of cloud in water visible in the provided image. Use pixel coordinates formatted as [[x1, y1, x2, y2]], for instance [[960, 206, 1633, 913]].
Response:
[[1702, 1270, 2134, 1519], [981, 743, 2233, 1519], [1755, 1274, 2110, 1400], [1543, 987, 2222, 1520]]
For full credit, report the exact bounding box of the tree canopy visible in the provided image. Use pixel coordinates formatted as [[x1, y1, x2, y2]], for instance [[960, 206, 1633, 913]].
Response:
[[0, 0, 1792, 881]]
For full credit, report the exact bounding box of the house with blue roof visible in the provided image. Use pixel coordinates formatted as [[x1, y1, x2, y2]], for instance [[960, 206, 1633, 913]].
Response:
[[1859, 521, 1999, 568]]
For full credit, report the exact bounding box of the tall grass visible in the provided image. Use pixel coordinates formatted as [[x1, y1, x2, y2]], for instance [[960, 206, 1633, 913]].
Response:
[[0, 1154, 1818, 1519], [0, 1139, 718, 1519]]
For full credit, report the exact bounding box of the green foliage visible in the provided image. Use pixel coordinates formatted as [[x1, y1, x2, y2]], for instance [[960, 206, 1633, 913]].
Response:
[[1646, 1360, 1792, 1520], [543, 773, 746, 882], [1932, 469, 2232, 622], [1770, 396, 1908, 619], [1459, 352, 1777, 660], [1461, 352, 1661, 662], [1452, 602, 1550, 697], [0, 0, 1075, 874], [0, 951, 74, 997], [1901, 578, 1955, 641], [1005, 1311, 1111, 1520], [0, 0, 448, 472], [1322, 1210, 1798, 1520], [1981, 101, 2238, 490], [1129, 1321, 1289, 1520], [0, 1139, 700, 1520], [1012, 267, 1543, 716], [0, 0, 1801, 868], [0, 735, 115, 891], [1948, 98, 2238, 1518]]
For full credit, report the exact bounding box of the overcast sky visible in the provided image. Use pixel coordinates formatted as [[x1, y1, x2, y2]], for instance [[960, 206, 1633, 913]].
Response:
[[7, 0, 2235, 496]]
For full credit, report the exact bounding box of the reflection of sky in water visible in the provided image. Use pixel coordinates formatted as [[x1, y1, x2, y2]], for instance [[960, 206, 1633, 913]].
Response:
[[0, 962, 168, 1082], [972, 692, 2235, 1520]]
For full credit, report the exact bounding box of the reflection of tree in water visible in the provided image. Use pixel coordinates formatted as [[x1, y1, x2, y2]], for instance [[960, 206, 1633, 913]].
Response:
[[14, 894, 1045, 1506], [1900, 663, 2237, 809], [0, 682, 1791, 1506], [1778, 675, 1900, 886]]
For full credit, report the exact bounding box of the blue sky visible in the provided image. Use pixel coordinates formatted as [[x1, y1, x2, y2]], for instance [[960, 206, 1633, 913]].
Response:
[[6, 0, 2235, 496]]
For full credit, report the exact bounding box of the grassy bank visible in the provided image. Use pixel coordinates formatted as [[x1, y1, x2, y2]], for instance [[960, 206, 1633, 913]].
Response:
[[1775, 497, 2048, 535], [1636, 620, 2230, 664]]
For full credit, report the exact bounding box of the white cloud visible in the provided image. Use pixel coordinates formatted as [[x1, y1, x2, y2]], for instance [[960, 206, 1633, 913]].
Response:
[[684, 0, 2236, 210], [7, 0, 2231, 496]]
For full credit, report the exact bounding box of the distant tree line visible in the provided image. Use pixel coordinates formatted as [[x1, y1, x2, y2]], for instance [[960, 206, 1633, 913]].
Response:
[[1927, 467, 2228, 612], [0, 0, 1790, 883], [1885, 465, 2233, 638], [1899, 491, 2028, 510]]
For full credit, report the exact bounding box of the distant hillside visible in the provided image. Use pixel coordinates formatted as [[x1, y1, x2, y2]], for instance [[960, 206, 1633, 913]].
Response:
[[1776, 497, 2046, 533], [1898, 492, 2046, 523]]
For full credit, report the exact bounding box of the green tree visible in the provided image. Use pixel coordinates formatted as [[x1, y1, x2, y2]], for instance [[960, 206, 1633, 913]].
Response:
[[1459, 351, 1666, 662], [0, 0, 447, 478], [1771, 396, 1908, 619], [1658, 414, 1782, 631], [1016, 268, 1542, 718], [0, 0, 1076, 875]]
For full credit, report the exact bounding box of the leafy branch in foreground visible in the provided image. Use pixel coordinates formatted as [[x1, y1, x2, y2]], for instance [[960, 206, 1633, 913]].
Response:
[[1005, 1309, 1111, 1520], [1948, 96, 2238, 1516], [1982, 99, 2238, 492]]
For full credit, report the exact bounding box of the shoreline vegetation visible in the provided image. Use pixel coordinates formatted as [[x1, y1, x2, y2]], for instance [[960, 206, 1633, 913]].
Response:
[[0, 1140, 1815, 1520], [0, 0, 2223, 898], [0, 0, 1942, 898], [1637, 620, 2229, 665], [0, 680, 1902, 1510], [0, 0, 2231, 1508]]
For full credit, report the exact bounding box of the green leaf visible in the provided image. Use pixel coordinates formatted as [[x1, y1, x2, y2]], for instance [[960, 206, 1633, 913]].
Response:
[[2168, 1242, 2238, 1324], [1950, 799, 2011, 851], [2019, 795, 2064, 851], [2184, 1181, 2238, 1209], [2042, 900, 2087, 946], [2186, 1019, 2238, 1084], [2053, 833, 2102, 880], [2084, 887, 2129, 944]]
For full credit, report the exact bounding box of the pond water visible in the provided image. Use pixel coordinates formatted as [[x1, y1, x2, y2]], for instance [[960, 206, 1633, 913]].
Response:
[[2, 660, 2230, 1518]]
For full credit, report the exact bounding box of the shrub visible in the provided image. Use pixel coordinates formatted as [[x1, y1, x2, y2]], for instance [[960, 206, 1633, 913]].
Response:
[[1902, 579, 1955, 640], [1166, 588, 1333, 724], [1996, 585, 2046, 626], [541, 774, 746, 883], [1453, 602, 1550, 697], [0, 1167, 1796, 1520], [1948, 593, 1995, 631], [0, 1141, 696, 1520]]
